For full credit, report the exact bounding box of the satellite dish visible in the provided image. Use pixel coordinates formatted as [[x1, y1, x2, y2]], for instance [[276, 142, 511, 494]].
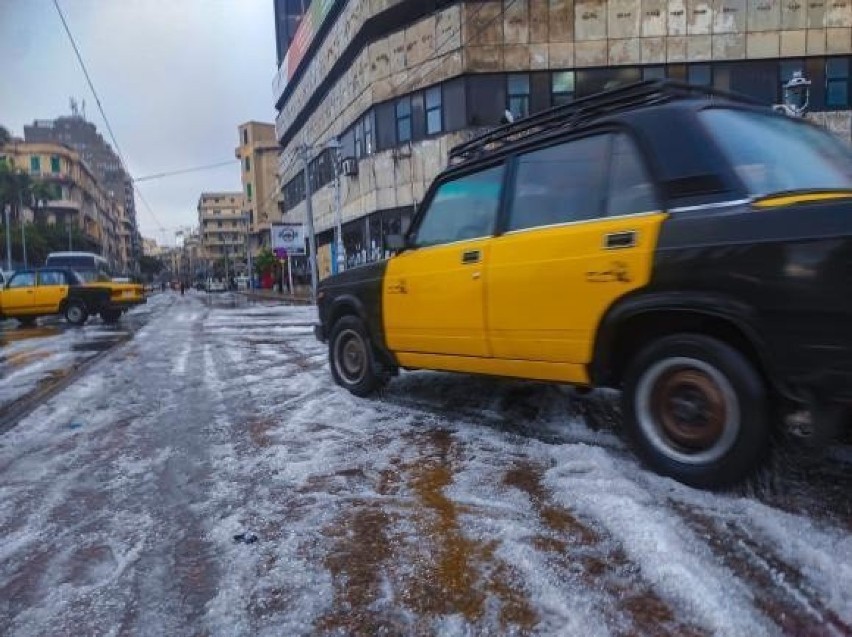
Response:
[[501, 109, 515, 125]]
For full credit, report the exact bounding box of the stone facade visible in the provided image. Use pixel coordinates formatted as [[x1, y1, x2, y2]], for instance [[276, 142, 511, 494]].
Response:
[[274, 0, 852, 279]]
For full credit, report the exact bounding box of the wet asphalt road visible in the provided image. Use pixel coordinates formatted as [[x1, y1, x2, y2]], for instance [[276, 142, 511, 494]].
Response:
[[0, 292, 850, 637]]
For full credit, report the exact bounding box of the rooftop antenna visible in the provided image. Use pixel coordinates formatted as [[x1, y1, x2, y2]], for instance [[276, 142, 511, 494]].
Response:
[[81, 99, 87, 120], [70, 97, 79, 117]]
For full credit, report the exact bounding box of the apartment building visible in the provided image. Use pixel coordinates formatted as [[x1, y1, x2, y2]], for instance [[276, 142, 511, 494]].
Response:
[[273, 0, 852, 279], [235, 122, 281, 255], [24, 114, 141, 267], [0, 140, 126, 269], [197, 192, 248, 268]]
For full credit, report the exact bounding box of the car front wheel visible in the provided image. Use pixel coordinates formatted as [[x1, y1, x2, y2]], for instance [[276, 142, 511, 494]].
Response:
[[328, 315, 385, 397], [64, 300, 89, 326], [622, 334, 769, 489]]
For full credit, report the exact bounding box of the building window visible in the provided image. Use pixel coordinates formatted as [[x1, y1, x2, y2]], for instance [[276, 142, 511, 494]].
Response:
[[396, 96, 412, 143], [30, 156, 41, 173], [507, 73, 531, 119], [354, 118, 364, 159], [551, 71, 575, 106], [50, 155, 61, 173], [826, 57, 850, 108], [217, 221, 223, 228], [244, 157, 251, 172], [246, 183, 252, 200], [242, 129, 248, 145], [363, 112, 374, 155], [688, 64, 712, 86], [425, 86, 443, 135], [643, 66, 666, 81]]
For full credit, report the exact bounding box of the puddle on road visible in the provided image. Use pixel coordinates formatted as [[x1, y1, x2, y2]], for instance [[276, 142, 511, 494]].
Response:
[[0, 325, 62, 345]]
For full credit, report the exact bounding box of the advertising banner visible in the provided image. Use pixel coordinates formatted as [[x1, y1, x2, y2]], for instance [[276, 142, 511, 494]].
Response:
[[272, 224, 306, 255]]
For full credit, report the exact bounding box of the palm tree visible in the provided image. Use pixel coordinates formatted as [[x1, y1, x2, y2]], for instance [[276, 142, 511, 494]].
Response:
[[30, 180, 59, 221]]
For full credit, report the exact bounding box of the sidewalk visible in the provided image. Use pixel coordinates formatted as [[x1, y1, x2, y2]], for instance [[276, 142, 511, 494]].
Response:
[[238, 288, 313, 305]]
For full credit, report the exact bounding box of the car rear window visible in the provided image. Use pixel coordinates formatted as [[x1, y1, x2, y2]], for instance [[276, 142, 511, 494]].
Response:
[[699, 108, 852, 197]]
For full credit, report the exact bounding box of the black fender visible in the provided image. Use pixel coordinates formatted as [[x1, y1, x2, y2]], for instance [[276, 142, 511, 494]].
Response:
[[62, 287, 109, 314], [322, 292, 397, 368], [589, 290, 786, 396]]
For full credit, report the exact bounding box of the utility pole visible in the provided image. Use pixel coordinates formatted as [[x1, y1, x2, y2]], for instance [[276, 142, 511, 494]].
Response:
[[244, 215, 253, 289], [19, 190, 27, 269], [328, 138, 345, 275], [3, 204, 11, 272], [300, 143, 319, 304]]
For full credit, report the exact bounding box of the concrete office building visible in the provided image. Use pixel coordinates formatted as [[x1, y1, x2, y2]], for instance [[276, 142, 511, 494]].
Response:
[[272, 0, 852, 279]]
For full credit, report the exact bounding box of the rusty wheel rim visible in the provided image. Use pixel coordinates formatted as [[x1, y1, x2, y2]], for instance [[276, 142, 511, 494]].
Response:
[[636, 357, 740, 465]]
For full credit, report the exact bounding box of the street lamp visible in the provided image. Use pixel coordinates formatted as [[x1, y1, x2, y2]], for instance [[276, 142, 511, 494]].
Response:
[[774, 70, 811, 118], [326, 138, 345, 275]]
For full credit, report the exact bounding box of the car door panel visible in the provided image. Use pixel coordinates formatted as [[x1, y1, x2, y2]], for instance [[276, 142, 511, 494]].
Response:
[[488, 213, 666, 365], [486, 132, 664, 369], [1, 273, 37, 315], [383, 163, 505, 359], [384, 239, 491, 357]]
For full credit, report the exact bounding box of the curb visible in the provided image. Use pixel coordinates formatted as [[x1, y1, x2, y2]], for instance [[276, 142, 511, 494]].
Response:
[[237, 290, 313, 306]]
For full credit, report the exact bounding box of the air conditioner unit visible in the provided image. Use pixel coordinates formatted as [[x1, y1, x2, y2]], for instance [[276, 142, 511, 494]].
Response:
[[340, 157, 358, 176]]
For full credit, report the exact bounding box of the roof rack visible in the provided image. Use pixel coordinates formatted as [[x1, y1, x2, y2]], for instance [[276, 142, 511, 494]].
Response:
[[448, 79, 756, 166]]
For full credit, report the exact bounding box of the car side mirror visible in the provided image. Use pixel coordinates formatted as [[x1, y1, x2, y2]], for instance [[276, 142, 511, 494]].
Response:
[[386, 234, 407, 251]]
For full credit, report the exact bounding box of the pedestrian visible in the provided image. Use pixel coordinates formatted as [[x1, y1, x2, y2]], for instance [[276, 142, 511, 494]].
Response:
[[180, 281, 185, 296]]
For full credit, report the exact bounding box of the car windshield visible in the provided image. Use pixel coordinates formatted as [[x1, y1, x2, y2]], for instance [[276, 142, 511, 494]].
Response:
[[700, 108, 852, 197]]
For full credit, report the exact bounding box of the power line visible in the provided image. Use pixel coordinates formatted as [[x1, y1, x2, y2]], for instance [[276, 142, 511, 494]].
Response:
[[53, 0, 165, 231], [133, 159, 240, 183]]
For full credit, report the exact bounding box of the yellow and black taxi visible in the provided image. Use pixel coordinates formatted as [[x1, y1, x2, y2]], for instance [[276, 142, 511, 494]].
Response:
[[0, 267, 145, 326], [314, 80, 852, 488]]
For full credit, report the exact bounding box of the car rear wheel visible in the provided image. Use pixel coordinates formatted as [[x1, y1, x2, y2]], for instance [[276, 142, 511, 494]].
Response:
[[622, 334, 769, 489], [101, 309, 122, 324], [329, 315, 385, 397], [64, 300, 89, 326]]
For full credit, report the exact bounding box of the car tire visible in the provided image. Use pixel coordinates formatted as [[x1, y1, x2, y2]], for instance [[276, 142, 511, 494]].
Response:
[[16, 316, 37, 327], [621, 334, 769, 489], [328, 315, 386, 397], [64, 300, 89, 326], [101, 309, 122, 324]]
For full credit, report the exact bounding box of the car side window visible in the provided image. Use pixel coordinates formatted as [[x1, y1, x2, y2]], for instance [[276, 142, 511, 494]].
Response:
[[38, 270, 66, 286], [508, 134, 609, 232], [607, 134, 659, 216], [413, 164, 504, 247], [8, 272, 36, 288]]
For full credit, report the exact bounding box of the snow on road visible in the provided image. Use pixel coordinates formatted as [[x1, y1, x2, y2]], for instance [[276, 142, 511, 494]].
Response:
[[0, 292, 849, 636]]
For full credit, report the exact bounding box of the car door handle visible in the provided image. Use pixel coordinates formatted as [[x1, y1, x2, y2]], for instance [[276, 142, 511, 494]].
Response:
[[461, 250, 481, 264], [604, 231, 637, 249]]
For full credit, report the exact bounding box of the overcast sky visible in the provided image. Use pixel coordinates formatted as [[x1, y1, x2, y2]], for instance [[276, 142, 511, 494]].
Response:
[[0, 0, 278, 245]]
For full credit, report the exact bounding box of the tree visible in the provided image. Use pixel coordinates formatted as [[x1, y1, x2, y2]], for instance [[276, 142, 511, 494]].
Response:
[[138, 255, 164, 278], [0, 125, 10, 147], [254, 247, 277, 276]]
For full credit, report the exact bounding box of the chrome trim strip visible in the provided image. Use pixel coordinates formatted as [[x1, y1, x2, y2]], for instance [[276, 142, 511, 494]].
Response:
[[501, 210, 663, 237], [668, 198, 751, 213]]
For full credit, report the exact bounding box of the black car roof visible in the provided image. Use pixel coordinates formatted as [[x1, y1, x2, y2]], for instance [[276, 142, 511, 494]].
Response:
[[444, 80, 777, 208]]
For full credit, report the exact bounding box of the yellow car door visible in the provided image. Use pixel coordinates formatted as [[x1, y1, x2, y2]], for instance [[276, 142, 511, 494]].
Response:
[[36, 269, 70, 312], [383, 162, 505, 359], [1, 271, 38, 315], [487, 133, 666, 384]]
